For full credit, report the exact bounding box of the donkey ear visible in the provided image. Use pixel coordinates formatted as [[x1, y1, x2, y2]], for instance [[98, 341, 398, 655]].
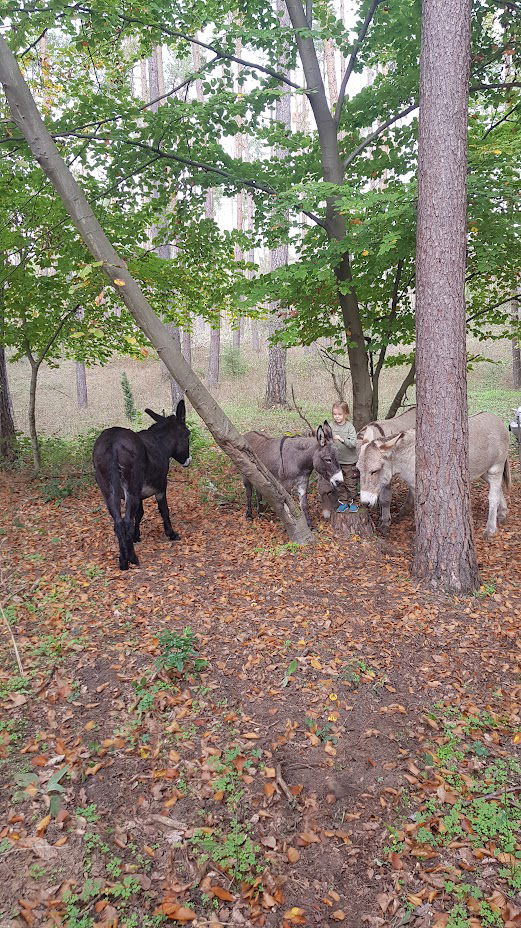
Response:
[[380, 431, 405, 452], [316, 425, 326, 446], [322, 421, 333, 441], [145, 408, 164, 422], [175, 399, 186, 423]]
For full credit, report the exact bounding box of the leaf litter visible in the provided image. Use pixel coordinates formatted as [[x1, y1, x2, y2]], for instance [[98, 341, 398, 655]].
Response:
[[0, 458, 519, 927]]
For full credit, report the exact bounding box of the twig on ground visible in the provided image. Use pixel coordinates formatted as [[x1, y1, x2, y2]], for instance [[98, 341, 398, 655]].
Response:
[[275, 763, 299, 807], [0, 602, 25, 676]]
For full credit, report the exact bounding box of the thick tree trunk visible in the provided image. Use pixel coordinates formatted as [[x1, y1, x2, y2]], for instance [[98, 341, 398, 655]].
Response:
[[413, 0, 479, 592], [27, 357, 41, 472], [512, 296, 520, 389], [0, 38, 313, 543], [75, 361, 88, 408], [0, 347, 16, 461]]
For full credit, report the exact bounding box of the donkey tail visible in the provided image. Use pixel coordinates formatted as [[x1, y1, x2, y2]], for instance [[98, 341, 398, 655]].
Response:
[[502, 457, 511, 493]]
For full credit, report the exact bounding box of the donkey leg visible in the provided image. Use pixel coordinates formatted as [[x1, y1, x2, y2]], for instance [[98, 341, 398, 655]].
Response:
[[102, 490, 129, 570], [156, 491, 180, 541], [123, 491, 140, 565], [297, 478, 313, 530], [133, 500, 144, 542], [244, 480, 254, 520], [484, 471, 502, 538], [379, 482, 392, 530]]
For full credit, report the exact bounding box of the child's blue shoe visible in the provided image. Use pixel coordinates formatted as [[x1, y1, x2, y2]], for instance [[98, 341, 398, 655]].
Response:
[[348, 503, 359, 512], [336, 503, 349, 513]]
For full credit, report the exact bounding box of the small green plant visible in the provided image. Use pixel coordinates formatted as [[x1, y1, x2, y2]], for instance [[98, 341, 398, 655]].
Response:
[[189, 820, 262, 884], [131, 677, 172, 716], [281, 658, 298, 687], [155, 627, 207, 676], [221, 345, 249, 377], [39, 477, 77, 503], [106, 876, 141, 901], [0, 838, 11, 854], [121, 372, 138, 422], [85, 564, 104, 580], [76, 804, 99, 823]]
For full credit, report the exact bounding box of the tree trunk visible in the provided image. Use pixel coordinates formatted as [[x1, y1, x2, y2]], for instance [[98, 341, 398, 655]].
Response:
[[331, 506, 375, 539], [251, 321, 261, 353], [207, 323, 220, 387], [0, 37, 313, 543], [386, 360, 416, 419], [285, 0, 373, 430], [413, 0, 479, 592], [512, 295, 520, 389], [182, 330, 192, 368], [265, 0, 290, 409], [0, 347, 16, 461], [75, 361, 88, 408], [27, 357, 41, 472], [167, 324, 184, 409]]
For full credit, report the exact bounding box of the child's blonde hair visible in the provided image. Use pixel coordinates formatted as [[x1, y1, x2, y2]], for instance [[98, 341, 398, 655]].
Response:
[[332, 401, 350, 418]]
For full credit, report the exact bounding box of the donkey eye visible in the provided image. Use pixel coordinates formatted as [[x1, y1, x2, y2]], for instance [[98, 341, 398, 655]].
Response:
[[370, 468, 381, 475]]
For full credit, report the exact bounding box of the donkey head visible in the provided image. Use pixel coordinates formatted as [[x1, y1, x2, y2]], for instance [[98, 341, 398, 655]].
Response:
[[358, 432, 404, 506], [145, 399, 191, 467], [314, 421, 344, 488]]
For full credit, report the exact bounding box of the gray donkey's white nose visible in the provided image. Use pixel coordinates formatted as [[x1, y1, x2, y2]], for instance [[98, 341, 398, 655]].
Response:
[[182, 456, 191, 468], [330, 469, 344, 486]]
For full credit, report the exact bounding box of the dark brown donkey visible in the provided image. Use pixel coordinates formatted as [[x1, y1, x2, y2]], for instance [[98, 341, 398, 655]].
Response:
[[93, 400, 190, 570], [243, 423, 344, 529]]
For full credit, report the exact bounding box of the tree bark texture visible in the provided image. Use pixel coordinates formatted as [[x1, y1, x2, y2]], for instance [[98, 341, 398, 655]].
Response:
[[75, 361, 88, 408], [0, 37, 313, 543], [512, 296, 520, 389], [0, 347, 16, 461], [331, 506, 375, 539], [413, 0, 479, 592]]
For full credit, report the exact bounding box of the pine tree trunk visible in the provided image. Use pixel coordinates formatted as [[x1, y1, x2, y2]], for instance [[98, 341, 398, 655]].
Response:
[[251, 321, 261, 353], [512, 296, 520, 389], [0, 347, 16, 461], [75, 361, 88, 408], [413, 0, 479, 592]]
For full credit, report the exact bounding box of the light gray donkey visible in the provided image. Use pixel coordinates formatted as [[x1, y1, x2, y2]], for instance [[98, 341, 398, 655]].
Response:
[[358, 412, 510, 537], [244, 424, 344, 530]]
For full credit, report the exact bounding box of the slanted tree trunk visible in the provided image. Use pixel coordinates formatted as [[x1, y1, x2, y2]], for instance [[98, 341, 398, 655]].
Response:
[[512, 296, 520, 389], [76, 361, 88, 408], [0, 37, 313, 543], [182, 330, 192, 368], [0, 347, 16, 461], [413, 0, 479, 592]]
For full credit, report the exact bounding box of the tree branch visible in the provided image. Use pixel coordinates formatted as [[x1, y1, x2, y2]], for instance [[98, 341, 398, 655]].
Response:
[[335, 0, 384, 125], [482, 103, 519, 139], [20, 28, 49, 57], [373, 258, 404, 383], [48, 130, 329, 228], [466, 293, 521, 324], [386, 358, 416, 419], [343, 102, 418, 168]]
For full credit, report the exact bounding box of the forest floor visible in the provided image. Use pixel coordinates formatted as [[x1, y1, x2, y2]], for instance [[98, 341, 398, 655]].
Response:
[[0, 449, 520, 928]]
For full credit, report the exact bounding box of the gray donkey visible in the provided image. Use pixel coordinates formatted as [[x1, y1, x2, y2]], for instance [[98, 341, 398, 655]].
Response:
[[358, 411, 510, 537], [243, 424, 344, 529]]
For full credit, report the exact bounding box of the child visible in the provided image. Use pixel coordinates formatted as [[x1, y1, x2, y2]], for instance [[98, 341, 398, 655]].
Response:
[[331, 401, 358, 513]]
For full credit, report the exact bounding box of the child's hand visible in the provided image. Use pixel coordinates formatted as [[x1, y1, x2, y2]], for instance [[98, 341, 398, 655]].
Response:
[[334, 434, 343, 442]]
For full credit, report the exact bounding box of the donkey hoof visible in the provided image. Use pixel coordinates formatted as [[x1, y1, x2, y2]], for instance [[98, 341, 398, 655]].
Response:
[[119, 560, 130, 571], [133, 533, 141, 543], [246, 513, 253, 521], [167, 530, 180, 541]]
